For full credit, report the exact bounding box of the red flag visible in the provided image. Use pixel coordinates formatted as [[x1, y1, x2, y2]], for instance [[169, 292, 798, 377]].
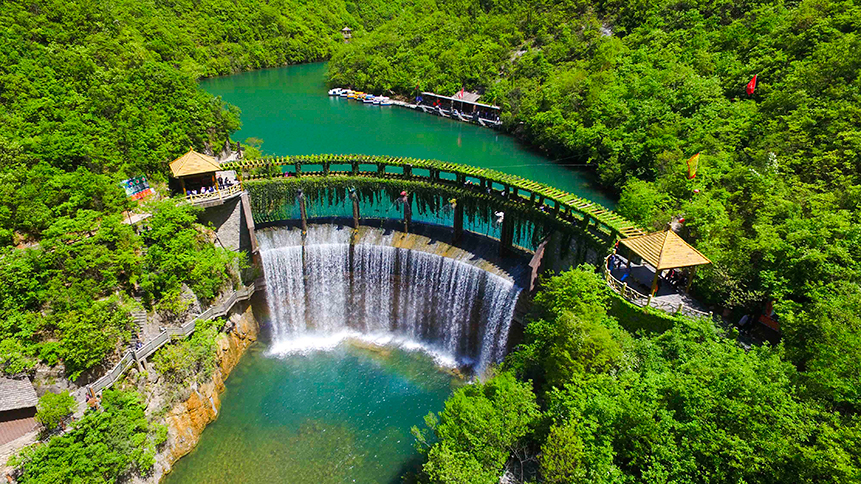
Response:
[[746, 74, 757, 95], [458, 87, 464, 99]]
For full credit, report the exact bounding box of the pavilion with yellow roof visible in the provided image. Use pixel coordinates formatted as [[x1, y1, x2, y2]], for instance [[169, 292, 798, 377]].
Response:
[[618, 230, 711, 295], [169, 149, 222, 196]]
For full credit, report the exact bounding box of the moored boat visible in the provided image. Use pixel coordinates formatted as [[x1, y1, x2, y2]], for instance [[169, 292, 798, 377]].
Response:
[[328, 88, 342, 96]]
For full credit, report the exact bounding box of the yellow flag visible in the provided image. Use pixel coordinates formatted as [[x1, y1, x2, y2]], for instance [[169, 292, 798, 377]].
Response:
[[686, 153, 700, 179]]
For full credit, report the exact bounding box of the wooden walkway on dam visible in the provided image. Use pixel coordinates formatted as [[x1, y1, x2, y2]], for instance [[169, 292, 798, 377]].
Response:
[[221, 154, 646, 242]]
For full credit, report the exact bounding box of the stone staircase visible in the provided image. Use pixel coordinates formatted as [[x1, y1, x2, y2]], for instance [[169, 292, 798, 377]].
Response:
[[131, 309, 148, 343]]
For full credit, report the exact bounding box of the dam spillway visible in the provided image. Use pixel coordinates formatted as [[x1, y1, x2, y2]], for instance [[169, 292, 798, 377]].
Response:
[[257, 225, 522, 372]]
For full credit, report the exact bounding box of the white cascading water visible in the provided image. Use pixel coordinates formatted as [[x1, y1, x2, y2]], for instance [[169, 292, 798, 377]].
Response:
[[258, 226, 520, 373]]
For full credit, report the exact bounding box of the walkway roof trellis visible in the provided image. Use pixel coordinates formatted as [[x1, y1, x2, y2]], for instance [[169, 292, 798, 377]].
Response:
[[619, 230, 710, 271], [420, 92, 501, 110], [169, 149, 220, 177], [221, 154, 648, 237]]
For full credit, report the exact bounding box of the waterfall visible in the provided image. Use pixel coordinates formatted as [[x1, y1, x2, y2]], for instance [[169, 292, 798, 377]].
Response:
[[258, 226, 521, 372]]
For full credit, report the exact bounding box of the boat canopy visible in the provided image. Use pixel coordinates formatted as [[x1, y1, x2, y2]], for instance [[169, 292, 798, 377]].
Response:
[[420, 92, 500, 111]]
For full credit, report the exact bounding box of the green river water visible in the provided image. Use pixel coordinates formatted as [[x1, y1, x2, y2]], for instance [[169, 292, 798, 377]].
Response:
[[166, 338, 460, 484], [200, 62, 615, 208], [166, 63, 610, 483]]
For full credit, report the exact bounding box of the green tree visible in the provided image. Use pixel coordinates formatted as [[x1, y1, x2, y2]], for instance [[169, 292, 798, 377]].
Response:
[[11, 389, 166, 484], [141, 200, 244, 305], [512, 267, 629, 388], [539, 420, 586, 484], [35, 391, 76, 432], [422, 371, 539, 482], [617, 177, 670, 229], [781, 283, 861, 414]]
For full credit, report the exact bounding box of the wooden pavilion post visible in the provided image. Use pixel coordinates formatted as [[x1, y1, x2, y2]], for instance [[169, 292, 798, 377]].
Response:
[[651, 268, 660, 296], [212, 173, 221, 199]]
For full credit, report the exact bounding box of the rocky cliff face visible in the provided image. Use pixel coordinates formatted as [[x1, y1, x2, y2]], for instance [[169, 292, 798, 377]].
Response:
[[139, 301, 259, 484]]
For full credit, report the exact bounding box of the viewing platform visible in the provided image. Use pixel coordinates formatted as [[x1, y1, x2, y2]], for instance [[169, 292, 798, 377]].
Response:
[[602, 230, 713, 320], [185, 184, 243, 208], [170, 148, 243, 208]]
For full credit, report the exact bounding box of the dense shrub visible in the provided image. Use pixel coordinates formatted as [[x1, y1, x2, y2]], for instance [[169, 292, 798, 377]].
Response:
[[34, 391, 76, 432], [152, 319, 221, 385], [10, 389, 166, 484]]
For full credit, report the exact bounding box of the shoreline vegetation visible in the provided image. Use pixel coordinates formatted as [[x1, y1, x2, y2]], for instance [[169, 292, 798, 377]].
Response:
[[0, 0, 859, 483], [410, 267, 861, 483]]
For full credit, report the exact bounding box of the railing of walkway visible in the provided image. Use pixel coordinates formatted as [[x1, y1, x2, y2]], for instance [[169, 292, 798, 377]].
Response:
[[602, 257, 650, 307], [90, 284, 255, 393], [186, 184, 243, 205], [221, 155, 646, 240], [602, 256, 712, 319]]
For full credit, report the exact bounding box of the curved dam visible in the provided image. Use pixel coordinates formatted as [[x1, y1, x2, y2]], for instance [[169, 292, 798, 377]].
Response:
[[257, 225, 524, 373], [169, 146, 641, 482]]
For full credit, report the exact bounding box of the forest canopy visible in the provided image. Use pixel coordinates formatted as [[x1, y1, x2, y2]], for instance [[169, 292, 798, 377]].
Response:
[[0, 0, 405, 377], [413, 268, 861, 483], [0, 0, 859, 482], [327, 0, 861, 312], [328, 0, 861, 424]]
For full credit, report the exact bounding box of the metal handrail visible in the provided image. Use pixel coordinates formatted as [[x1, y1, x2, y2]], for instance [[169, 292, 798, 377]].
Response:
[[90, 284, 256, 392]]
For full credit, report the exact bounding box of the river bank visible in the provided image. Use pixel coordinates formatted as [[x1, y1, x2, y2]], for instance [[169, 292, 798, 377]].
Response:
[[1, 298, 261, 484], [130, 301, 260, 484]]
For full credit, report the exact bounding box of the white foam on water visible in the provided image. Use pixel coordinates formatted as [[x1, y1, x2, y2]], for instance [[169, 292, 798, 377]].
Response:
[[257, 226, 520, 374], [266, 331, 461, 369]]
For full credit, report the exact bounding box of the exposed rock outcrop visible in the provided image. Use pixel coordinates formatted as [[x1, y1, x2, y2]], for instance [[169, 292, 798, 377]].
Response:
[[135, 301, 259, 484]]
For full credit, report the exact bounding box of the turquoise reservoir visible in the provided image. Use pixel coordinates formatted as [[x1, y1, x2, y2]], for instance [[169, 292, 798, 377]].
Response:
[[200, 62, 615, 209], [166, 342, 460, 483]]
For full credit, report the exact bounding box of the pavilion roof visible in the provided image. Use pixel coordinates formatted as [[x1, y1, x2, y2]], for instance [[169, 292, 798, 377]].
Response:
[[619, 230, 711, 271], [169, 149, 220, 177], [0, 378, 37, 412]]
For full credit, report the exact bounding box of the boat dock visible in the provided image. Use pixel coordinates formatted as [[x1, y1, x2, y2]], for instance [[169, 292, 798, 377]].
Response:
[[410, 91, 503, 129], [329, 88, 503, 130]]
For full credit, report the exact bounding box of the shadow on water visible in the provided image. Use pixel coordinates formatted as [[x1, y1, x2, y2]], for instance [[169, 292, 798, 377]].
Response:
[[390, 453, 429, 484]]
